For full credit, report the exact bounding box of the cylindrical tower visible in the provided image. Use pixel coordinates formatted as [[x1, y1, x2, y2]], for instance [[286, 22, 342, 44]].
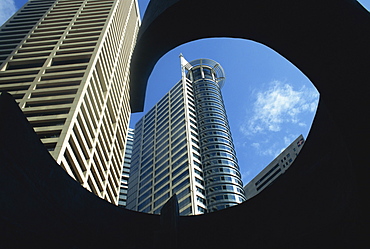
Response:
[[184, 58, 246, 212]]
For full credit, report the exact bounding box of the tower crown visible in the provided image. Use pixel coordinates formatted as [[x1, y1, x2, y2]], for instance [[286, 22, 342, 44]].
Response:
[[181, 57, 226, 88]]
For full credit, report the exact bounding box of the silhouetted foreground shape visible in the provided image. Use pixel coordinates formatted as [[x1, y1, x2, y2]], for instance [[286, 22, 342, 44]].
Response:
[[0, 92, 160, 248], [1, 0, 370, 247]]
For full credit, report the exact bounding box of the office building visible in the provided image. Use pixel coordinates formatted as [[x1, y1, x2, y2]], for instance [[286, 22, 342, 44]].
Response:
[[0, 0, 140, 204], [243, 135, 305, 200], [126, 55, 246, 215], [118, 128, 134, 207]]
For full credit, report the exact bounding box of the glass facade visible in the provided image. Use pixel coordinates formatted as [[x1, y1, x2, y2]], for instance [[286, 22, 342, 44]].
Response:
[[126, 79, 205, 215], [126, 56, 245, 215], [185, 58, 246, 212]]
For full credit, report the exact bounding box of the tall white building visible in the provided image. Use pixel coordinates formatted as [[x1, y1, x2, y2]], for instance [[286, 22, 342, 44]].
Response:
[[243, 135, 305, 200], [126, 56, 245, 215], [0, 0, 140, 204]]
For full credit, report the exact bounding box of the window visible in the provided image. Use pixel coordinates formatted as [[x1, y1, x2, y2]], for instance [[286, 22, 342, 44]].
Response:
[[155, 160, 169, 173], [195, 177, 204, 185], [171, 140, 186, 155], [180, 206, 192, 216], [173, 178, 189, 193], [138, 197, 152, 211], [51, 55, 90, 66], [139, 181, 152, 195], [154, 192, 170, 208], [154, 176, 169, 191], [197, 196, 206, 205], [194, 168, 203, 177], [7, 59, 46, 70], [196, 186, 205, 195], [155, 168, 169, 183], [172, 169, 189, 186], [140, 160, 153, 177], [193, 153, 201, 161], [192, 68, 201, 80], [255, 164, 280, 186], [155, 149, 169, 161], [138, 189, 152, 203], [179, 196, 191, 209], [154, 184, 169, 199], [171, 147, 187, 162], [172, 161, 188, 177], [177, 187, 190, 200], [197, 206, 206, 213], [202, 67, 213, 79]]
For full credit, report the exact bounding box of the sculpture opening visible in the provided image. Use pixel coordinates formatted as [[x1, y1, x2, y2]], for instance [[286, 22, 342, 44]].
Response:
[[127, 38, 319, 215]]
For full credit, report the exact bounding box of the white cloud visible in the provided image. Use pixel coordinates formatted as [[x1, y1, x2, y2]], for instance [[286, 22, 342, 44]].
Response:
[[248, 135, 298, 162], [283, 134, 298, 146], [240, 80, 319, 136], [249, 138, 282, 158], [0, 0, 17, 26], [251, 142, 260, 149]]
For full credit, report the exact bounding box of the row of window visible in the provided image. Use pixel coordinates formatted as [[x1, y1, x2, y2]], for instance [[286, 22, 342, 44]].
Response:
[[204, 166, 242, 178], [188, 66, 216, 82], [202, 151, 236, 162], [195, 84, 219, 92], [203, 143, 235, 154], [206, 185, 245, 196], [205, 175, 242, 186], [255, 163, 280, 186], [208, 194, 245, 205], [200, 130, 232, 140], [203, 158, 238, 169]]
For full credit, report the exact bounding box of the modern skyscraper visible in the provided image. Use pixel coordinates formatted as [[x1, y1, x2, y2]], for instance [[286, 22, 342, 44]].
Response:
[[118, 128, 134, 207], [0, 0, 140, 204], [243, 135, 305, 200], [126, 55, 245, 215]]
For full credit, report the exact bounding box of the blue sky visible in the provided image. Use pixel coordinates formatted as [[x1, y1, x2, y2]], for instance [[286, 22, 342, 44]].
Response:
[[2, 0, 369, 184]]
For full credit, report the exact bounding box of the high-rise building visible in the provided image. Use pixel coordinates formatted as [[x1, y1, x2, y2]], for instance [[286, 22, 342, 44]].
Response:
[[126, 55, 245, 215], [0, 0, 140, 204], [243, 135, 305, 200], [118, 128, 134, 207]]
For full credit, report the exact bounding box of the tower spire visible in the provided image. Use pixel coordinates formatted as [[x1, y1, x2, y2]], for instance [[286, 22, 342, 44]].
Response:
[[179, 53, 189, 80]]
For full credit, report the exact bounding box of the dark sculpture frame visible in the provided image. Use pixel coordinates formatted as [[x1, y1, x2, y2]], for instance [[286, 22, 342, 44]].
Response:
[[1, 0, 369, 248]]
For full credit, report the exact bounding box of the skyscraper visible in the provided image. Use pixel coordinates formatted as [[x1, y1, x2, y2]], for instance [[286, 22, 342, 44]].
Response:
[[0, 0, 140, 204], [118, 128, 134, 207], [126, 55, 245, 215]]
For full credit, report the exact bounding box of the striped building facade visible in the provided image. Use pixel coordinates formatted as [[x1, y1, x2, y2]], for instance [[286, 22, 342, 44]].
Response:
[[0, 0, 140, 204]]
